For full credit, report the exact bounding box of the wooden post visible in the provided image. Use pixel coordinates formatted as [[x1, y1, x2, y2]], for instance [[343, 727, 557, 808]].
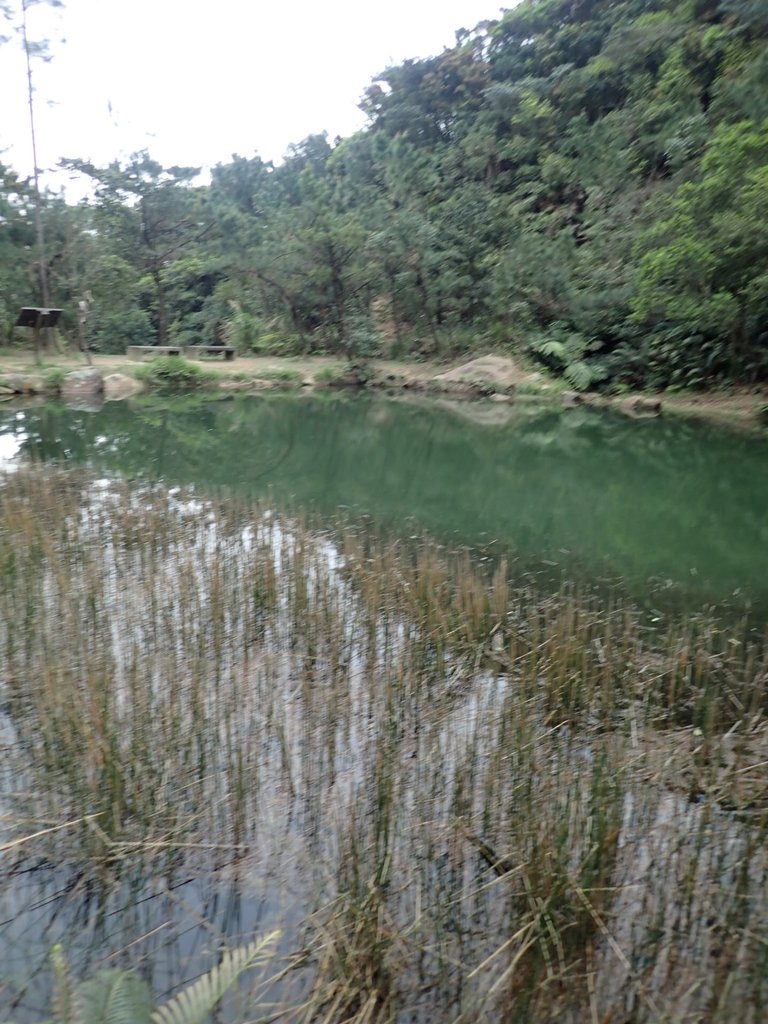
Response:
[[77, 293, 93, 366], [33, 310, 43, 365]]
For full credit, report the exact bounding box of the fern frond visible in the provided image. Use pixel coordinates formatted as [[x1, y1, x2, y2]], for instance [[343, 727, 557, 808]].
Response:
[[564, 360, 593, 391], [532, 338, 566, 361], [77, 970, 153, 1024], [151, 931, 280, 1024]]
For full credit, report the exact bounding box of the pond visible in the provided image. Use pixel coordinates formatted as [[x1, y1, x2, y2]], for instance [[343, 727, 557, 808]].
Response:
[[1, 391, 767, 612], [1, 392, 768, 1023]]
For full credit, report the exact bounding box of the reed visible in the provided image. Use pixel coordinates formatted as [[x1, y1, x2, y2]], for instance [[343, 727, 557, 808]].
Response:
[[0, 466, 766, 1022]]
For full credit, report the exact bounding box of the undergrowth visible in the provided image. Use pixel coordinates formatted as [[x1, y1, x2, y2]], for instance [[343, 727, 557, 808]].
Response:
[[133, 355, 218, 392]]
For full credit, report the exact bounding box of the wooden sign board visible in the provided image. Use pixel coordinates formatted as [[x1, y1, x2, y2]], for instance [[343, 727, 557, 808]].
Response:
[[15, 307, 63, 328]]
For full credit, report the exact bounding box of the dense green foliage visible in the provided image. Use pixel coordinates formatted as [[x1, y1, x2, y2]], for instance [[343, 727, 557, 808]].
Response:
[[133, 354, 217, 392], [2, 0, 767, 387]]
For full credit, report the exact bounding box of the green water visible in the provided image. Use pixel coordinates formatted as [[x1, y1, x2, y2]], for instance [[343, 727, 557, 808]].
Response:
[[2, 391, 767, 610]]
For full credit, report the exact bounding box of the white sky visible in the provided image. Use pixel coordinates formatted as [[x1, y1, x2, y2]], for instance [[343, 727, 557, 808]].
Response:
[[1, 0, 506, 197]]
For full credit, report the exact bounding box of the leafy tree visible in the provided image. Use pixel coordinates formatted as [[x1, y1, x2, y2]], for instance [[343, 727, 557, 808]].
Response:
[[0, 165, 36, 342], [1, 0, 766, 387], [633, 119, 768, 383], [63, 153, 209, 345]]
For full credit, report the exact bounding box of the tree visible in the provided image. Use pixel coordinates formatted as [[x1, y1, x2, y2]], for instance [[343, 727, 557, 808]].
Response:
[[633, 120, 768, 383], [63, 153, 210, 345], [0, 0, 65, 356], [21, 0, 64, 322], [0, 164, 37, 342]]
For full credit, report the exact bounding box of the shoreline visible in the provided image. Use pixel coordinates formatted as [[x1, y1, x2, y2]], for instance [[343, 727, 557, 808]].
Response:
[[0, 350, 766, 431]]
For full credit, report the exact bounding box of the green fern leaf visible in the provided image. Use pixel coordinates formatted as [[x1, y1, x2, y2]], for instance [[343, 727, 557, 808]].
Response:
[[563, 360, 593, 391], [151, 931, 280, 1024], [532, 338, 566, 361], [77, 970, 153, 1024]]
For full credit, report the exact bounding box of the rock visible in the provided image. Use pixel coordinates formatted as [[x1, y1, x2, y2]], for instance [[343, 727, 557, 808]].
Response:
[[22, 375, 45, 394], [220, 378, 288, 392], [1, 373, 45, 394], [432, 355, 522, 393], [430, 379, 484, 398], [489, 392, 512, 404], [561, 391, 584, 407], [373, 370, 409, 389], [220, 379, 259, 392], [61, 369, 103, 401], [621, 396, 662, 417], [103, 373, 144, 400]]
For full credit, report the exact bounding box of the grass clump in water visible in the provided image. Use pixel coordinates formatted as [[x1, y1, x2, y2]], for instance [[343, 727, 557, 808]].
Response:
[[0, 466, 767, 1022]]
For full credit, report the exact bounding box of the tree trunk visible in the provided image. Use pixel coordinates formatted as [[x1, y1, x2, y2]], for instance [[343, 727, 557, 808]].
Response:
[[328, 251, 348, 357], [153, 268, 168, 345], [22, 0, 52, 351]]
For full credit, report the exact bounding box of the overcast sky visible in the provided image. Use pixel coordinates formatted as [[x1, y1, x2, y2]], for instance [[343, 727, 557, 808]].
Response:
[[1, 0, 506, 196]]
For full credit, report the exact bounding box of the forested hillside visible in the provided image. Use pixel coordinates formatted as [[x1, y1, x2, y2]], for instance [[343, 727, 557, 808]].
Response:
[[2, 0, 768, 389]]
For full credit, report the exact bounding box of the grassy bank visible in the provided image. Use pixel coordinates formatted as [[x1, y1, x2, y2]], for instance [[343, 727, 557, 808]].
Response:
[[1, 467, 767, 1022], [2, 349, 768, 429]]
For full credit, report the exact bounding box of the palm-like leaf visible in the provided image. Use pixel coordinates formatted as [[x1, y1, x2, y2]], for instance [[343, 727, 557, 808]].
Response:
[[77, 970, 153, 1024], [151, 931, 280, 1024], [533, 338, 566, 361], [564, 360, 593, 391], [52, 943, 80, 1024]]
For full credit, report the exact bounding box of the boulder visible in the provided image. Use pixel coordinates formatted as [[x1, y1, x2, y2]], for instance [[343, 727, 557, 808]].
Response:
[[621, 396, 662, 417], [220, 378, 279, 392], [561, 391, 584, 408], [0, 373, 45, 394], [61, 369, 103, 401], [432, 355, 522, 393], [429, 378, 488, 398], [103, 373, 143, 400]]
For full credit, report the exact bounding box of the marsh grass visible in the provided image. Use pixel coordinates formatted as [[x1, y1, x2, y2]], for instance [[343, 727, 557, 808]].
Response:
[[0, 467, 767, 1022]]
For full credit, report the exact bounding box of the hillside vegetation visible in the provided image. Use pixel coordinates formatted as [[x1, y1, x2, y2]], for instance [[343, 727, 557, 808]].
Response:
[[2, 0, 767, 390]]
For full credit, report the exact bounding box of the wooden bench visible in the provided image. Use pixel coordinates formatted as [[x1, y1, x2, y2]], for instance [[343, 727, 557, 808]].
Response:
[[184, 345, 237, 361], [127, 345, 184, 360]]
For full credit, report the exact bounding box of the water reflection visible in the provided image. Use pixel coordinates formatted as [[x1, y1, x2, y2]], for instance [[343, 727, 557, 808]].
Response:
[[0, 392, 766, 609]]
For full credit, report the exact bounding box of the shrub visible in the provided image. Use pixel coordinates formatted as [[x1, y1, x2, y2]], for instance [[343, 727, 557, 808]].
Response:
[[314, 363, 347, 384], [134, 356, 217, 392], [256, 367, 303, 385], [41, 367, 65, 393]]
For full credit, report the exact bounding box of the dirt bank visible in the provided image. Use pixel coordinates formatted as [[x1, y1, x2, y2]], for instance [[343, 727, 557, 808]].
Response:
[[0, 350, 765, 430]]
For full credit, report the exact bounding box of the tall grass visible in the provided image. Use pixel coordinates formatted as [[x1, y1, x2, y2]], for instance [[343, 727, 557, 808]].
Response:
[[0, 466, 766, 1022]]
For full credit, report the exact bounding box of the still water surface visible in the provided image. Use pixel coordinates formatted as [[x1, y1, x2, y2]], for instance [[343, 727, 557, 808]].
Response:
[[1, 391, 766, 610], [1, 390, 767, 1017]]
